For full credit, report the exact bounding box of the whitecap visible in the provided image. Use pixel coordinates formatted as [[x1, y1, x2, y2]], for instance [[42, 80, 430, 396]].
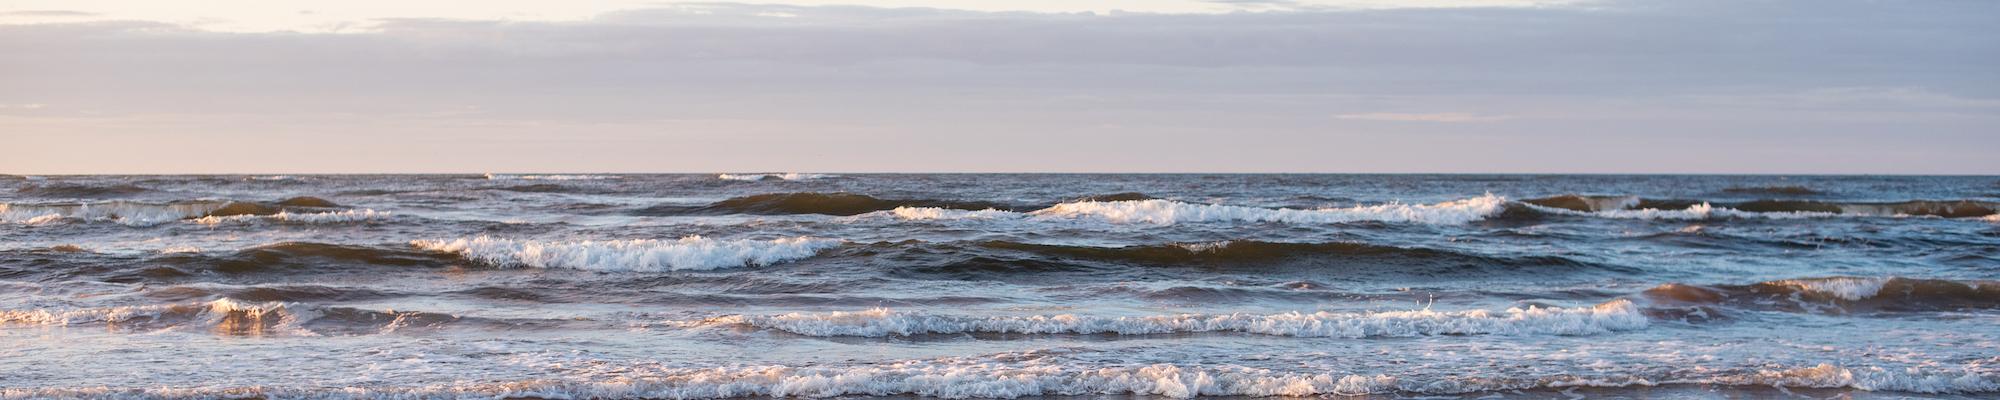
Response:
[[719, 173, 837, 181], [709, 299, 1647, 338], [191, 209, 391, 225], [1028, 195, 1508, 225], [411, 236, 842, 271]]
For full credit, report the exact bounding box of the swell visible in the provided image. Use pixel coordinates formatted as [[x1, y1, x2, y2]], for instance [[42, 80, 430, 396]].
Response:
[[1641, 276, 2000, 315], [13, 183, 151, 198], [1521, 195, 1997, 218], [913, 240, 1618, 282], [0, 196, 363, 226], [0, 297, 547, 336], [634, 192, 1994, 223], [717, 172, 836, 181], [977, 240, 1591, 271], [411, 236, 844, 271], [878, 194, 1508, 225], [138, 242, 465, 278], [705, 300, 1647, 338], [638, 192, 1018, 216]]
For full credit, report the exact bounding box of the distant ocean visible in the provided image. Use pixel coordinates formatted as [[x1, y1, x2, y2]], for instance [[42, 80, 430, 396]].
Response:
[[3, 174, 1997, 398]]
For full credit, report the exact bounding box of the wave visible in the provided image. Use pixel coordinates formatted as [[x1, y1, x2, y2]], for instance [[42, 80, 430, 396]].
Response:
[[708, 300, 1646, 338], [145, 284, 400, 303], [0, 298, 313, 336], [640, 192, 1993, 223], [976, 240, 1578, 269], [8, 359, 1993, 398], [150, 242, 463, 275], [1721, 185, 1821, 195], [0, 197, 350, 226], [411, 236, 843, 271], [1521, 195, 1642, 212], [879, 195, 1508, 225], [11, 362, 1995, 399], [483, 173, 618, 180], [1, 200, 235, 226], [190, 209, 391, 225], [878, 240, 1615, 283], [1521, 195, 1997, 219], [719, 172, 837, 181], [1641, 277, 2000, 314], [0, 297, 480, 336], [13, 183, 150, 198], [643, 192, 1016, 216], [1028, 195, 1508, 225]]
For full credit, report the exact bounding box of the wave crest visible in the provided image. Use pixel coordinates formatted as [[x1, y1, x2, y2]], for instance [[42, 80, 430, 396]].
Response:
[[649, 192, 1012, 216], [719, 173, 836, 181], [0, 298, 310, 336], [411, 236, 842, 271], [2, 198, 354, 226], [1642, 277, 2000, 314], [1029, 195, 1508, 225], [709, 300, 1646, 338]]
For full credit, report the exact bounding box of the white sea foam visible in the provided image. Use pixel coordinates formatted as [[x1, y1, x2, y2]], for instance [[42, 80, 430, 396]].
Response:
[[1711, 363, 2000, 393], [0, 298, 308, 334], [1526, 203, 1836, 220], [11, 357, 1989, 399], [0, 201, 230, 226], [191, 209, 391, 225], [886, 206, 1017, 221], [877, 195, 1507, 225], [719, 173, 837, 181], [1776, 277, 1891, 301], [411, 236, 843, 271], [711, 300, 1647, 338], [1028, 195, 1508, 225]]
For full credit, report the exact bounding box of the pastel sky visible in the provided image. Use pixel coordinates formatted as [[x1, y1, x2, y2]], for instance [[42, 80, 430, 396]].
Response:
[[2, 0, 1995, 174]]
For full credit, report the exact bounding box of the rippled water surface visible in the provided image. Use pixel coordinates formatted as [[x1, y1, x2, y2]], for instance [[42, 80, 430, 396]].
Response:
[[3, 174, 1998, 399]]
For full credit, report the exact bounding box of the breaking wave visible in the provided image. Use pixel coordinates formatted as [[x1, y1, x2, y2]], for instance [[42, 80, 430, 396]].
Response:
[[6, 358, 1993, 398], [1, 197, 351, 226], [0, 298, 312, 336], [975, 240, 1588, 271], [0, 298, 478, 336], [411, 236, 843, 271], [1641, 277, 2000, 314], [719, 173, 837, 181], [632, 192, 1995, 224], [642, 192, 1015, 216], [709, 300, 1646, 338], [483, 173, 619, 180], [190, 209, 391, 225], [1521, 195, 1997, 219], [1028, 195, 1508, 225], [876, 195, 1508, 225]]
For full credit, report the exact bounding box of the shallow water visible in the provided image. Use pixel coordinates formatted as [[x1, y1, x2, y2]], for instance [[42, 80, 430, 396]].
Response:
[[2, 174, 1997, 398]]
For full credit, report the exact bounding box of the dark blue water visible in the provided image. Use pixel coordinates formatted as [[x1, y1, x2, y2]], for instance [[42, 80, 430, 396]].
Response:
[[2, 174, 1997, 398]]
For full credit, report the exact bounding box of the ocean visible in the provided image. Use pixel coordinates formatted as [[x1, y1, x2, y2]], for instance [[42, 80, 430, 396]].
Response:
[[2, 173, 1997, 399]]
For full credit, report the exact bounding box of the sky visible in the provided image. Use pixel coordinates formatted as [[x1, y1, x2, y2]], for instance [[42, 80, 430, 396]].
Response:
[[1, 0, 1995, 174]]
